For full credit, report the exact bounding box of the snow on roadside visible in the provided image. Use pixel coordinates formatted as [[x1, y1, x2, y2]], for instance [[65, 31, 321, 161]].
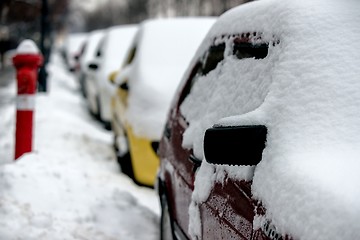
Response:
[[0, 71, 16, 164], [0, 52, 160, 239]]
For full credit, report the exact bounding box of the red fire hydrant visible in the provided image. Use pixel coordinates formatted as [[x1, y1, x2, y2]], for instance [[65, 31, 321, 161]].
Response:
[[12, 40, 43, 160]]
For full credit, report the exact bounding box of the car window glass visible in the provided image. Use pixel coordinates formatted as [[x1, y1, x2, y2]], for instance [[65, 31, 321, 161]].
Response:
[[178, 33, 275, 109], [95, 38, 105, 57], [124, 46, 137, 66], [80, 43, 87, 56], [233, 40, 268, 60], [177, 62, 202, 107], [177, 44, 226, 108], [96, 49, 101, 57], [202, 43, 226, 75]]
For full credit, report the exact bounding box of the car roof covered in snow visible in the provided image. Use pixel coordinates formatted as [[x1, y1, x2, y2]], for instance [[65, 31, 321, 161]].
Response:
[[100, 24, 138, 78], [64, 32, 88, 56], [124, 17, 216, 140]]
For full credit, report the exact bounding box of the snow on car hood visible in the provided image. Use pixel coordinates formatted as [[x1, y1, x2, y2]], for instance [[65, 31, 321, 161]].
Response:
[[125, 18, 216, 140], [181, 0, 360, 239]]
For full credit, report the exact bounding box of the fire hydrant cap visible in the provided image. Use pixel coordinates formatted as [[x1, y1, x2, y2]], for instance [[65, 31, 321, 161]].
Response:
[[16, 39, 40, 54]]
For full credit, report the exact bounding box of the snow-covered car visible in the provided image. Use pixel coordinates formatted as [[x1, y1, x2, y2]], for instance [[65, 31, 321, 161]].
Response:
[[77, 29, 105, 97], [157, 0, 360, 239], [111, 18, 216, 187], [85, 25, 137, 128], [62, 33, 88, 72]]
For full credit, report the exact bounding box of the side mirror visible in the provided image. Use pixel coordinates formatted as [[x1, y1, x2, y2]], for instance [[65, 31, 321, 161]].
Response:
[[108, 71, 118, 84], [88, 62, 98, 70], [204, 125, 267, 166], [119, 81, 129, 91]]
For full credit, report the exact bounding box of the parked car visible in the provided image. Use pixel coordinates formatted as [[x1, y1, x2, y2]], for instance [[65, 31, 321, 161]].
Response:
[[85, 25, 137, 128], [77, 29, 105, 97], [110, 18, 216, 187], [62, 32, 87, 72], [3, 49, 16, 68], [157, 0, 360, 239]]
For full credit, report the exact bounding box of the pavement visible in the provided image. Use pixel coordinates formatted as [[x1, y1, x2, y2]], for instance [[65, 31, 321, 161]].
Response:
[[0, 66, 16, 163], [0, 67, 15, 86], [0, 67, 15, 108]]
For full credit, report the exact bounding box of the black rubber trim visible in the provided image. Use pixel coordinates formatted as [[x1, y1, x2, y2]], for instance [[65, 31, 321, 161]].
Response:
[[204, 125, 267, 166]]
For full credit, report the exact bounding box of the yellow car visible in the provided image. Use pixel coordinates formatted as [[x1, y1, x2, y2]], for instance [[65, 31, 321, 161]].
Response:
[[109, 17, 216, 187], [110, 73, 159, 186]]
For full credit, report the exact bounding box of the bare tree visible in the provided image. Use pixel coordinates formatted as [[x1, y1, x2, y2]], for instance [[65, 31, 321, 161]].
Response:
[[82, 0, 148, 31], [147, 0, 252, 18]]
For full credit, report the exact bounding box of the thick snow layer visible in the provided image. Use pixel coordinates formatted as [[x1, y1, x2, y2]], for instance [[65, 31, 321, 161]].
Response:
[[16, 39, 40, 54], [181, 0, 360, 239], [79, 30, 104, 73], [100, 25, 138, 82], [64, 33, 88, 67], [93, 25, 138, 122], [0, 74, 15, 164], [0, 52, 159, 239], [124, 17, 216, 140]]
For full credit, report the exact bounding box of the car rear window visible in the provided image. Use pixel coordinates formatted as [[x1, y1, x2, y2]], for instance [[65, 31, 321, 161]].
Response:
[[178, 33, 276, 108], [202, 43, 226, 75], [202, 33, 273, 76], [233, 41, 269, 60]]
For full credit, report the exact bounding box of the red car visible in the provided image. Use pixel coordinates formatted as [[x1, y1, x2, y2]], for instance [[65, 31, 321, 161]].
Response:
[[157, 0, 360, 239]]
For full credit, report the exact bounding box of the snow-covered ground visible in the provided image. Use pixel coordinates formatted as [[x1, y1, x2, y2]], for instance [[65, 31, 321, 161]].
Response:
[[0, 52, 160, 239]]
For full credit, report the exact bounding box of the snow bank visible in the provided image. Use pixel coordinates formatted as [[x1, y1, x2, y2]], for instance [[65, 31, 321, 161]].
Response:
[[181, 0, 360, 239], [0, 52, 160, 239], [124, 17, 216, 140], [0, 74, 16, 164]]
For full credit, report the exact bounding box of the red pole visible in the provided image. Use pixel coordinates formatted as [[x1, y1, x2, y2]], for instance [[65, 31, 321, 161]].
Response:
[[12, 40, 43, 160]]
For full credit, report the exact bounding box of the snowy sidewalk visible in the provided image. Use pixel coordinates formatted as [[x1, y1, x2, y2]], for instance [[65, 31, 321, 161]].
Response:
[[0, 52, 159, 240]]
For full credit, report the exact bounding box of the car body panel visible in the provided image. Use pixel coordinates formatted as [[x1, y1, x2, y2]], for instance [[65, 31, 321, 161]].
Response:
[[159, 82, 259, 240], [86, 25, 137, 123], [160, 114, 194, 239], [78, 30, 105, 96], [112, 81, 160, 186], [158, 30, 279, 240], [111, 87, 127, 137], [126, 125, 159, 186], [201, 181, 254, 239]]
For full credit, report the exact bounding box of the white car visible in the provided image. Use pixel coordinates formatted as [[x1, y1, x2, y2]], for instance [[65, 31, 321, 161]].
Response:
[[62, 33, 87, 72], [85, 25, 138, 128], [77, 29, 105, 97], [110, 17, 216, 186]]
